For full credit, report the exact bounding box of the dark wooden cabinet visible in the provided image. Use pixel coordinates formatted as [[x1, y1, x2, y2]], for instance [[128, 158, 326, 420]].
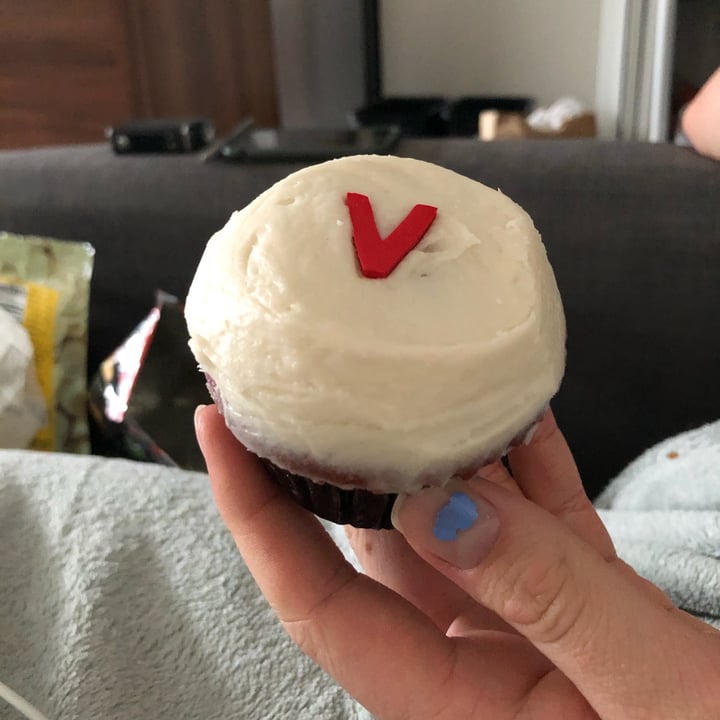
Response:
[[0, 0, 278, 149]]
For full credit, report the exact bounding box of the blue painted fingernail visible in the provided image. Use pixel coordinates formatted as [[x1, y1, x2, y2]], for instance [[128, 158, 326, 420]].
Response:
[[392, 484, 500, 569], [434, 492, 479, 541]]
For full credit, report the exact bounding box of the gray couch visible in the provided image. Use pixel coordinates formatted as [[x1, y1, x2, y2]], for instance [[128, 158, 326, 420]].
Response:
[[1, 139, 718, 498]]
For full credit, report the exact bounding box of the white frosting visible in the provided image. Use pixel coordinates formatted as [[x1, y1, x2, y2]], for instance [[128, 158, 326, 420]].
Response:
[[185, 155, 565, 492]]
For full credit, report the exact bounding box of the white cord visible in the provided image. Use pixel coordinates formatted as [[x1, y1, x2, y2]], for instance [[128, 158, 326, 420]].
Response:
[[0, 680, 50, 720]]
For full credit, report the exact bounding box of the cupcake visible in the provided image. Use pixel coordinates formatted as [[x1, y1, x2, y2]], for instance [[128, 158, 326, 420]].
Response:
[[185, 155, 565, 528]]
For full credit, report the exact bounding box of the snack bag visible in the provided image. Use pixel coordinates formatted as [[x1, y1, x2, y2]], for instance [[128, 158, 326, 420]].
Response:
[[0, 306, 47, 449], [0, 233, 94, 453]]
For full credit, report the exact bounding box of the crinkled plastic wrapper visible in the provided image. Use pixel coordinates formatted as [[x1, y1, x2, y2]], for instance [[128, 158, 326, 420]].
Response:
[[0, 232, 94, 453], [0, 306, 47, 449], [89, 292, 208, 470]]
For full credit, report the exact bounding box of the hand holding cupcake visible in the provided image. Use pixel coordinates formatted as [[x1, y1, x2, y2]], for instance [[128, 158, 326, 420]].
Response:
[[196, 405, 720, 719]]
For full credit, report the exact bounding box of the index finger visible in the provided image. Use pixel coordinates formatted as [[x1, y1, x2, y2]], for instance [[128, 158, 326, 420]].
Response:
[[194, 405, 458, 720], [508, 410, 615, 559]]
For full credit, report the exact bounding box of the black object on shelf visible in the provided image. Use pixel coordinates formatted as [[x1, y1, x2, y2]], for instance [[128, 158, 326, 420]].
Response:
[[106, 118, 215, 154], [447, 96, 534, 136], [353, 97, 449, 137], [218, 125, 402, 162]]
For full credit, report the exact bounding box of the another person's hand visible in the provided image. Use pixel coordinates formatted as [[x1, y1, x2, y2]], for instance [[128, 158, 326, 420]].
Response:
[[196, 404, 720, 719], [682, 65, 720, 161]]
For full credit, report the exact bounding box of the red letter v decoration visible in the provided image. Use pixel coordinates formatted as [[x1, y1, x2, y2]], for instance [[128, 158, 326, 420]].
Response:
[[345, 192, 438, 278]]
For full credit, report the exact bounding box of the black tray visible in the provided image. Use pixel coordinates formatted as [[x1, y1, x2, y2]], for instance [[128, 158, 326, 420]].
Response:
[[219, 125, 401, 162]]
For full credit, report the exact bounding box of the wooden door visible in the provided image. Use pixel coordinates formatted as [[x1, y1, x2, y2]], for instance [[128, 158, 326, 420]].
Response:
[[0, 0, 278, 149]]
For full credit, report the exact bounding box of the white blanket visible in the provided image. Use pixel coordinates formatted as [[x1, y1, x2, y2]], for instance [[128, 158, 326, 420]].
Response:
[[2, 420, 719, 718], [0, 452, 370, 720], [596, 420, 720, 629]]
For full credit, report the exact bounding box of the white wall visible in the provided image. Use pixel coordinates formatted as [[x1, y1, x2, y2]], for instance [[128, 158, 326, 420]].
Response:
[[380, 0, 603, 109]]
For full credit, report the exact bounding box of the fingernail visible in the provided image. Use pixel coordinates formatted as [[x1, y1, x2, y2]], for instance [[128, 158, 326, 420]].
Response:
[[194, 404, 207, 433], [392, 483, 500, 569]]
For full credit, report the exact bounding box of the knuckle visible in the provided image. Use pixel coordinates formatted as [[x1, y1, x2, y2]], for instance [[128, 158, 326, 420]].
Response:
[[285, 615, 317, 659], [498, 553, 588, 645], [280, 566, 358, 660], [551, 485, 593, 519]]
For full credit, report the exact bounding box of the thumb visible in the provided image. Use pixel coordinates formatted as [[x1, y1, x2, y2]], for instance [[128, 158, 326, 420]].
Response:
[[392, 477, 706, 717]]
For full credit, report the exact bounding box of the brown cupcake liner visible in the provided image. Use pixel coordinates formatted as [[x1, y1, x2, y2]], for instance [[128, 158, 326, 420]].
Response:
[[205, 373, 396, 528], [255, 410, 547, 529], [261, 459, 397, 529], [205, 373, 548, 530]]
